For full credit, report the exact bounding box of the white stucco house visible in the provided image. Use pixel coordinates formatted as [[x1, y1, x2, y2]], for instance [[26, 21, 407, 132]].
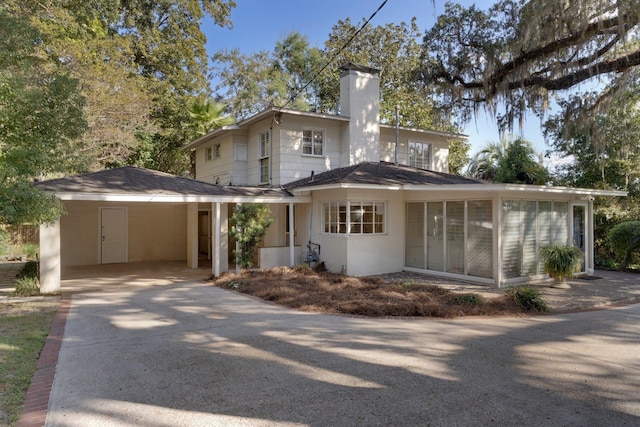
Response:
[[36, 63, 625, 292]]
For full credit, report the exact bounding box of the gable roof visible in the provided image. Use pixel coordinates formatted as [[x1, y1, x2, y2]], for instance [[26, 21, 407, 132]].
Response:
[[284, 162, 486, 190], [35, 166, 295, 202]]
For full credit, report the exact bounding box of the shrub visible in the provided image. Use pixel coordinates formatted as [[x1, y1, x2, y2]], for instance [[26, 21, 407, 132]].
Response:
[[0, 228, 9, 256], [230, 203, 274, 268], [608, 221, 640, 269], [540, 243, 584, 284], [452, 293, 483, 306], [22, 243, 39, 260], [13, 276, 40, 296], [504, 286, 548, 312]]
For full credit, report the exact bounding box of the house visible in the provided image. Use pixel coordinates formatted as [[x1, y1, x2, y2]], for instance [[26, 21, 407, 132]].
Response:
[[36, 63, 625, 292]]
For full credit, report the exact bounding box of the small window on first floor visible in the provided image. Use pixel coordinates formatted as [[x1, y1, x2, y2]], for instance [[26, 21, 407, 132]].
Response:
[[322, 201, 385, 235]]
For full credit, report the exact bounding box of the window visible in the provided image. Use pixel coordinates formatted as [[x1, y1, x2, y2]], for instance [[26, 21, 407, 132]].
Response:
[[205, 146, 212, 161], [322, 201, 385, 235], [409, 141, 431, 170], [214, 143, 221, 159], [259, 131, 270, 183], [302, 129, 324, 156]]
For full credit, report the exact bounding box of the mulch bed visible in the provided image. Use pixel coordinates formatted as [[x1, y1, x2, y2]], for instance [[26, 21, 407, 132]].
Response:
[[212, 267, 531, 318]]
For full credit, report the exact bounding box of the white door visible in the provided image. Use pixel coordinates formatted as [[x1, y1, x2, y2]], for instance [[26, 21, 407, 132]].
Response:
[[100, 207, 128, 264]]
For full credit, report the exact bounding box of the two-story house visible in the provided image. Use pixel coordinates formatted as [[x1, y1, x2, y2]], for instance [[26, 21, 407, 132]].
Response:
[[36, 63, 625, 293]]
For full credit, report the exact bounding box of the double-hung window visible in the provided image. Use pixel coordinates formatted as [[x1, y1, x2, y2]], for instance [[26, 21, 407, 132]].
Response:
[[205, 146, 213, 161], [258, 131, 270, 184], [302, 129, 324, 156], [409, 141, 432, 170], [214, 143, 221, 159]]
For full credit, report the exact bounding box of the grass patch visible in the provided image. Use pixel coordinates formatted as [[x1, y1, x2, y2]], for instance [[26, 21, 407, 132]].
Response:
[[0, 300, 58, 426], [13, 261, 40, 297], [212, 267, 545, 317]]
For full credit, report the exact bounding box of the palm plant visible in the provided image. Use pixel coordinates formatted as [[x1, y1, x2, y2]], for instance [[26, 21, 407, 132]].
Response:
[[540, 243, 584, 289], [187, 98, 234, 136]]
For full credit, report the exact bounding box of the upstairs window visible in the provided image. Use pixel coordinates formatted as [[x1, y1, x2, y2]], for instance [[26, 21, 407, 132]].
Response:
[[409, 141, 432, 170], [302, 129, 324, 156], [214, 143, 221, 159], [205, 146, 213, 161], [259, 131, 270, 184]]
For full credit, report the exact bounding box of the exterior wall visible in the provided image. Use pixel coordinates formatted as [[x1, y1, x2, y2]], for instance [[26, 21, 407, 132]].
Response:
[[308, 189, 404, 276], [379, 128, 451, 173], [195, 132, 248, 185], [339, 69, 381, 166], [61, 201, 187, 267], [275, 116, 344, 185]]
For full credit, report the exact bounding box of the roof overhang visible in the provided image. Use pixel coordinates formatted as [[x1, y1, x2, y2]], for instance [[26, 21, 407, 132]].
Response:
[[287, 183, 627, 197], [48, 192, 311, 204]]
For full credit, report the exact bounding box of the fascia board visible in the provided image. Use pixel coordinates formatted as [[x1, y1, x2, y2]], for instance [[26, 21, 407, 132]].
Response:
[[49, 192, 310, 204]]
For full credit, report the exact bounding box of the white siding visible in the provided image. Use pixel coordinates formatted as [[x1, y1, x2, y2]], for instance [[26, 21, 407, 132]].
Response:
[[379, 128, 451, 173]]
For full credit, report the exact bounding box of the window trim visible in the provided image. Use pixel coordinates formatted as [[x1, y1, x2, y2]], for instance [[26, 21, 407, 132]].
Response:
[[205, 146, 213, 162], [301, 128, 325, 157], [322, 201, 386, 235], [213, 143, 221, 159], [408, 140, 432, 170], [258, 130, 270, 184]]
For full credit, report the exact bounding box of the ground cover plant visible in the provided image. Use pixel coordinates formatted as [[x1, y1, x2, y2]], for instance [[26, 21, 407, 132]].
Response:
[[212, 267, 548, 317], [0, 300, 58, 426]]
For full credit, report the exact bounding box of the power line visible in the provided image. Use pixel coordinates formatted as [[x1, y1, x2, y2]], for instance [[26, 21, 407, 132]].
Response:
[[277, 0, 389, 111]]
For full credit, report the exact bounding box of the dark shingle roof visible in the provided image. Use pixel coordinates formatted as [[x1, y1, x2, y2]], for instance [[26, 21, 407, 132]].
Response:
[[284, 162, 486, 190], [35, 166, 289, 197]]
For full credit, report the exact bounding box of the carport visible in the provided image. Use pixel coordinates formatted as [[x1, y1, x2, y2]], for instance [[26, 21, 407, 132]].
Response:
[[35, 167, 309, 293]]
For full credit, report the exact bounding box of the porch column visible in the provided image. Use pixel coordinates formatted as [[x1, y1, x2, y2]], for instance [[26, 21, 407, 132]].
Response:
[[39, 220, 61, 294], [187, 203, 198, 269], [587, 198, 595, 275], [493, 195, 502, 287], [213, 202, 222, 277], [288, 202, 295, 267]]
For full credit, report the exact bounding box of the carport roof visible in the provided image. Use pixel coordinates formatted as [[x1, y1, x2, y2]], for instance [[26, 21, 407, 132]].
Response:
[[35, 166, 295, 201]]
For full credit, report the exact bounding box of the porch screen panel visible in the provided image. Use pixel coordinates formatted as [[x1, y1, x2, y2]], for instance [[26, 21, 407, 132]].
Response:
[[446, 201, 465, 274], [405, 203, 425, 268], [467, 200, 493, 278], [537, 202, 552, 273], [522, 201, 538, 276], [427, 202, 444, 271], [553, 202, 569, 244], [501, 200, 522, 278]]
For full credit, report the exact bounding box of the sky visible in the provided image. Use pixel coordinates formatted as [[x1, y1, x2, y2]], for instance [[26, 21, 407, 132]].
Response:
[[202, 0, 549, 158]]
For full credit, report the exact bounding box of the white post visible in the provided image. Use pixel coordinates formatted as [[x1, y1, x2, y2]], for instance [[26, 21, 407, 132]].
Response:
[[215, 202, 221, 277], [187, 203, 198, 269], [288, 203, 295, 267], [39, 220, 61, 294]]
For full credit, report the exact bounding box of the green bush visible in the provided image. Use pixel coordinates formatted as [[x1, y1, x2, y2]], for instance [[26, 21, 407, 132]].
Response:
[[540, 243, 584, 283], [0, 228, 9, 256], [22, 243, 39, 260], [13, 276, 40, 296], [608, 221, 640, 269], [452, 293, 483, 306], [504, 286, 548, 312]]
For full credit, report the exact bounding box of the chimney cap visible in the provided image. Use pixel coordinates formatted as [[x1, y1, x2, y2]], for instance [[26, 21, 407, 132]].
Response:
[[339, 62, 381, 76]]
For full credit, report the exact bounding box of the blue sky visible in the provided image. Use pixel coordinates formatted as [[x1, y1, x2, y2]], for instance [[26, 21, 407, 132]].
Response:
[[203, 0, 549, 157]]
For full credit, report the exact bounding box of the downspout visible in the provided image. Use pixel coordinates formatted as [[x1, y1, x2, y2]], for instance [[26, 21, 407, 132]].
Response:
[[394, 105, 399, 165]]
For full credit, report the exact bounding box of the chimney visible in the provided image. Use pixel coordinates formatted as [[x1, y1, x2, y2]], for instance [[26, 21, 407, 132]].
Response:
[[339, 63, 381, 166]]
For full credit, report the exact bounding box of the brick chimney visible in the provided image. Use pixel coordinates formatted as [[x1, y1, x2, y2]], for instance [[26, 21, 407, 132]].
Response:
[[339, 63, 381, 166]]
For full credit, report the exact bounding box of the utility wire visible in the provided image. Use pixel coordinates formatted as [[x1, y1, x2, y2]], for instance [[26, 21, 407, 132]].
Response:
[[276, 0, 389, 111]]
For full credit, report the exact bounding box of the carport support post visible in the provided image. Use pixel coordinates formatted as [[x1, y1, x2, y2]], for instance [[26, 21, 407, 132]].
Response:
[[39, 219, 61, 294], [187, 203, 198, 269], [214, 202, 221, 277], [288, 202, 295, 267]]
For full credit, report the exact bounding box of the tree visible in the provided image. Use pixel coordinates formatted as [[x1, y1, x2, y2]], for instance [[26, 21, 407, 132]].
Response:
[[187, 97, 235, 137], [0, 11, 86, 224], [467, 138, 549, 184], [4, 0, 236, 173], [230, 204, 274, 269], [421, 0, 640, 133]]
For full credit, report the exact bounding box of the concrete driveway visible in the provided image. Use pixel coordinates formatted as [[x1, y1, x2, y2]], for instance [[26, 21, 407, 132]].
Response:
[[40, 275, 640, 426]]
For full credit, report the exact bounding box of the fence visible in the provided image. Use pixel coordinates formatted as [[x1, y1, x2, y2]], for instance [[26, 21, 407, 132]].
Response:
[[0, 224, 39, 246]]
